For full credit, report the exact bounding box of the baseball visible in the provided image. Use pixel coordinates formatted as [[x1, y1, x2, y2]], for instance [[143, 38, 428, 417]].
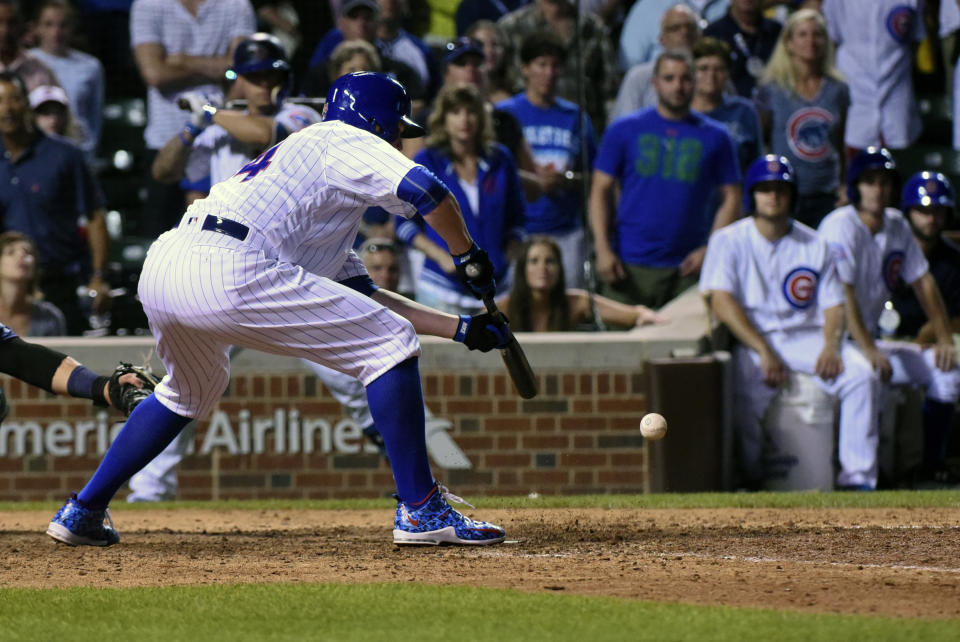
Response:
[[640, 413, 668, 440]]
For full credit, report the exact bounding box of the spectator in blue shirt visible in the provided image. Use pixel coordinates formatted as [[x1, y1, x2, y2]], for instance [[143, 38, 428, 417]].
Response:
[[497, 31, 596, 287], [406, 83, 526, 313], [589, 51, 741, 309], [689, 37, 762, 172], [0, 72, 108, 334]]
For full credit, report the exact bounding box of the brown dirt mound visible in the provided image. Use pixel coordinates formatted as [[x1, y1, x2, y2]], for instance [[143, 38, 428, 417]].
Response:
[[3, 507, 959, 619]]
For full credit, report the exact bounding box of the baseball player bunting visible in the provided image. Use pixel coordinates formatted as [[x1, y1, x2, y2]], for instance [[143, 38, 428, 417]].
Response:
[[47, 73, 509, 548]]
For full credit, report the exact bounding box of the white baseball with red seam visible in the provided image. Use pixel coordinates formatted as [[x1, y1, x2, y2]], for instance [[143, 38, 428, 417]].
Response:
[[640, 413, 667, 440]]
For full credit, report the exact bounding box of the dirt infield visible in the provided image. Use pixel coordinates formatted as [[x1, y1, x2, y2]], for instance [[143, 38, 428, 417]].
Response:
[[3, 507, 960, 619]]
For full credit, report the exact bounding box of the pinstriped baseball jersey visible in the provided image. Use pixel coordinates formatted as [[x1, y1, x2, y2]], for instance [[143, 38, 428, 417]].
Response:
[[140, 121, 445, 419], [818, 205, 928, 335], [185, 121, 421, 277], [700, 217, 844, 335]]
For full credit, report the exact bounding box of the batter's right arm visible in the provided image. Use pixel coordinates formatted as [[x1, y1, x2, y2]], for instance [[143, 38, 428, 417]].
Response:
[[421, 193, 474, 256], [710, 290, 787, 387]]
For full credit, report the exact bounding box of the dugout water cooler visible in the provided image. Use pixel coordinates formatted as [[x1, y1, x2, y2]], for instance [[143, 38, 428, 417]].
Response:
[[761, 373, 837, 491]]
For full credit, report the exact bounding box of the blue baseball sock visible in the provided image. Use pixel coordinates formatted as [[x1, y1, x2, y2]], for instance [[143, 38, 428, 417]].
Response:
[[365, 357, 434, 504], [78, 395, 192, 509]]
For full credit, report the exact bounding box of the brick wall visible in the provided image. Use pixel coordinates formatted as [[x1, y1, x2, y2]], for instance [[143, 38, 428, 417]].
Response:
[[0, 366, 651, 501], [0, 332, 703, 502]]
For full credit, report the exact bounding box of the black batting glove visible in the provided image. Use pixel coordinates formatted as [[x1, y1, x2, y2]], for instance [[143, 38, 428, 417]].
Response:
[[453, 243, 496, 299], [453, 312, 511, 352]]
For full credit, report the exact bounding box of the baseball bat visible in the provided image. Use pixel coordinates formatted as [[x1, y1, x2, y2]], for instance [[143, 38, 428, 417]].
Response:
[[463, 264, 538, 398]]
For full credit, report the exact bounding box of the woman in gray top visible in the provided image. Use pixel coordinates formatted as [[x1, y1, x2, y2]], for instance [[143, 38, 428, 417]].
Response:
[[0, 232, 67, 337], [754, 9, 850, 228]]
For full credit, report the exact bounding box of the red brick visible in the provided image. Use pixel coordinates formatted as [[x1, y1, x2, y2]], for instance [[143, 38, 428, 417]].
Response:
[[574, 435, 594, 448], [0, 458, 24, 472], [597, 398, 647, 413], [614, 374, 628, 394], [535, 417, 556, 432], [297, 472, 345, 486], [235, 378, 249, 397], [0, 478, 8, 491], [346, 473, 370, 488], [66, 404, 94, 418], [457, 435, 494, 450], [442, 375, 455, 395], [579, 374, 592, 394], [493, 375, 507, 395], [425, 375, 439, 396], [497, 400, 518, 414], [498, 470, 518, 486], [521, 435, 569, 449], [52, 457, 102, 472], [563, 374, 576, 395], [7, 379, 22, 397], [296, 401, 344, 415], [560, 416, 607, 431], [496, 435, 517, 450], [180, 473, 213, 488], [270, 376, 284, 397], [372, 472, 394, 487], [446, 399, 494, 414], [573, 399, 593, 413], [522, 470, 569, 485], [14, 476, 62, 491], [15, 404, 62, 418], [609, 417, 644, 430], [484, 453, 531, 467], [66, 476, 89, 488], [286, 376, 301, 398], [485, 417, 531, 432], [611, 453, 644, 467], [597, 373, 610, 394], [305, 454, 331, 469], [574, 470, 594, 485], [599, 470, 642, 484], [26, 385, 40, 399], [251, 454, 305, 470], [253, 376, 266, 397], [477, 376, 488, 395], [561, 453, 607, 466]]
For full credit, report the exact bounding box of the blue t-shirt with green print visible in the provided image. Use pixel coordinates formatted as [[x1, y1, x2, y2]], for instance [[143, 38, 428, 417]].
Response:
[[594, 107, 740, 267]]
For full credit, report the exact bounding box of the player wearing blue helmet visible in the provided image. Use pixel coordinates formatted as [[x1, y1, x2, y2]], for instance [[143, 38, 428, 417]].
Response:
[[47, 71, 511, 547], [821, 157, 960, 489], [322, 71, 425, 145], [742, 154, 797, 215], [890, 171, 960, 486], [702, 153, 878, 490]]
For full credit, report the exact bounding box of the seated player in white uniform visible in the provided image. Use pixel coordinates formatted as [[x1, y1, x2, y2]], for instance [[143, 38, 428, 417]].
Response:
[[819, 149, 960, 487], [47, 72, 512, 548], [701, 154, 880, 490]]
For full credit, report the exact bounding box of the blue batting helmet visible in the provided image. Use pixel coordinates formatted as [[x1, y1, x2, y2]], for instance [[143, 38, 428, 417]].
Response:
[[902, 171, 956, 210], [743, 154, 796, 214], [846, 146, 898, 204], [323, 72, 425, 142], [230, 33, 290, 77]]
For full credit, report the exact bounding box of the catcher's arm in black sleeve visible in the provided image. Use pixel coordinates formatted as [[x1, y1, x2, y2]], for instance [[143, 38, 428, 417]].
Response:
[[0, 336, 159, 416]]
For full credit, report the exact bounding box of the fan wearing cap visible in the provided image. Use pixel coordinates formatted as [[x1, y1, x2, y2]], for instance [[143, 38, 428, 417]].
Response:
[[151, 33, 321, 192], [819, 149, 960, 488], [301, 0, 426, 106], [28, 84, 84, 147]]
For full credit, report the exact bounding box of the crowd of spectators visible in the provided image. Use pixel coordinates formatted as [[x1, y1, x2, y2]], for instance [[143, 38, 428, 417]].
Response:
[[2, 0, 960, 489]]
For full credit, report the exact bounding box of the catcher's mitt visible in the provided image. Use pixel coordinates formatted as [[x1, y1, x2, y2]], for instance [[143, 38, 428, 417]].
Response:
[[108, 362, 161, 416]]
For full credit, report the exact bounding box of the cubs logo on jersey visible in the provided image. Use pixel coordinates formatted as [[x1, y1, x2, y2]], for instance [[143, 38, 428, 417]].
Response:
[[882, 250, 905, 291], [782, 267, 819, 309], [786, 107, 834, 161], [885, 5, 916, 44]]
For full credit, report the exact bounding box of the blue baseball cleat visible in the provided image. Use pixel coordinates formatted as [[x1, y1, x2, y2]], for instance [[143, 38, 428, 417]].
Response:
[[47, 493, 120, 547], [393, 483, 505, 545]]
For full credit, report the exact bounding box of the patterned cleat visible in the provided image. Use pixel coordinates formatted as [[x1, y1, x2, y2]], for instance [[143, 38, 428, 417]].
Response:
[[393, 483, 505, 546], [47, 493, 120, 547]]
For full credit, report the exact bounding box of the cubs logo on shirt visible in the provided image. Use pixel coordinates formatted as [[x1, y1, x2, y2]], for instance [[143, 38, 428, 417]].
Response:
[[786, 107, 834, 161], [882, 250, 905, 290], [886, 5, 915, 44], [782, 267, 819, 309]]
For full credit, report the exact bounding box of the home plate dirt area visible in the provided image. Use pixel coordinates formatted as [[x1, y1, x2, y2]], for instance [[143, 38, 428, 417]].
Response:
[[3, 507, 959, 619]]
